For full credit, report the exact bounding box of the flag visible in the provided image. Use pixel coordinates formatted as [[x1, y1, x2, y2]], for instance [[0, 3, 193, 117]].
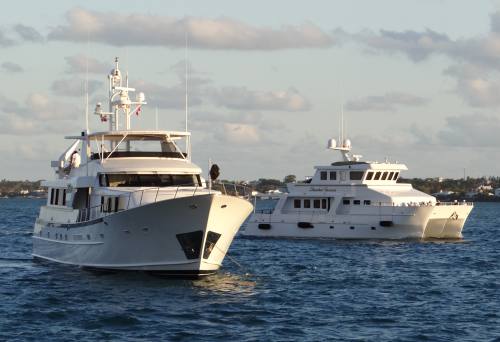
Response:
[[135, 105, 142, 116]]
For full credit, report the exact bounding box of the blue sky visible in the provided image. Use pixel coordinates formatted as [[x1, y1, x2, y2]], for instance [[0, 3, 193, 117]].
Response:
[[1, 0, 500, 181]]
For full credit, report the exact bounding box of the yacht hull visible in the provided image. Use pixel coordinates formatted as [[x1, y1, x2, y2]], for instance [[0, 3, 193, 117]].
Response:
[[423, 204, 473, 239], [243, 205, 436, 240], [32, 194, 253, 276]]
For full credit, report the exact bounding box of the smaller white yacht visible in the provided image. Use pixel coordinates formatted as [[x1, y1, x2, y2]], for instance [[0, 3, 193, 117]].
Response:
[[33, 58, 253, 277], [244, 137, 473, 240]]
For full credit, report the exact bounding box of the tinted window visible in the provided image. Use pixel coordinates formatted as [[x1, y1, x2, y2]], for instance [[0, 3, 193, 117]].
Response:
[[350, 171, 364, 180], [314, 199, 321, 208], [365, 172, 373, 180], [62, 189, 66, 206], [321, 199, 327, 209], [329, 171, 337, 180], [381, 172, 388, 180], [343, 199, 350, 205], [364, 200, 371, 205], [304, 199, 311, 208], [353, 200, 360, 205], [176, 231, 203, 259], [374, 172, 381, 180], [294, 199, 301, 208], [320, 171, 327, 180], [55, 189, 59, 205], [203, 231, 221, 259], [50, 188, 54, 205], [393, 172, 399, 180], [105, 174, 201, 187], [388, 172, 394, 180]]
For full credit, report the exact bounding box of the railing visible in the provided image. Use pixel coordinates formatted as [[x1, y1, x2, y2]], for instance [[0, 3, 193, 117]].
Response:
[[75, 181, 252, 223]]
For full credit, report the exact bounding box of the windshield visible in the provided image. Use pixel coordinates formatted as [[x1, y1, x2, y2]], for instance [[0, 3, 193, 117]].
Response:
[[100, 173, 201, 187]]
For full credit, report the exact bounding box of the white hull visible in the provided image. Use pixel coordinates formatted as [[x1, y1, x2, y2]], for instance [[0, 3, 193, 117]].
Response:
[[423, 204, 473, 239], [33, 194, 253, 276], [243, 203, 472, 240]]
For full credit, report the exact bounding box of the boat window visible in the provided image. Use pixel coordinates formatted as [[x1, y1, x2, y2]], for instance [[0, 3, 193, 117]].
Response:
[[103, 174, 202, 187], [329, 171, 337, 180], [314, 199, 321, 209], [62, 189, 66, 206], [381, 172, 388, 180], [321, 199, 327, 209], [393, 172, 399, 180], [343, 199, 350, 205], [304, 199, 311, 208], [294, 199, 301, 208], [364, 200, 371, 205], [55, 189, 59, 205], [374, 172, 381, 180], [50, 188, 54, 205], [388, 172, 394, 180], [365, 172, 373, 180], [353, 200, 361, 205], [350, 171, 364, 180], [320, 171, 327, 180]]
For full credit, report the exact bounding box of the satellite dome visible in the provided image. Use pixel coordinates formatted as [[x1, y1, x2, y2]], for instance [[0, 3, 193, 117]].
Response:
[[343, 139, 352, 149], [327, 138, 337, 149]]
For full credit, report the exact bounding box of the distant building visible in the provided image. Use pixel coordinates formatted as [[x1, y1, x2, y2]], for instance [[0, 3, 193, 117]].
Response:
[[495, 188, 500, 197], [432, 190, 454, 198]]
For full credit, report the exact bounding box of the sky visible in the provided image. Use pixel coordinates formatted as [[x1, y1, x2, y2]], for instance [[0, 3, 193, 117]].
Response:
[[1, 0, 500, 181]]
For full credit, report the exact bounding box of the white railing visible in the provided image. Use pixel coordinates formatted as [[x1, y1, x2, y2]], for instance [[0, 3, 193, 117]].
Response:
[[76, 182, 252, 223]]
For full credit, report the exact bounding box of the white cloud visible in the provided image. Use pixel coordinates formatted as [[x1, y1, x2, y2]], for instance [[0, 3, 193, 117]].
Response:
[[51, 78, 102, 97], [1, 62, 23, 73], [209, 86, 310, 111], [346, 92, 428, 112], [65, 54, 111, 74], [444, 64, 500, 107], [221, 123, 260, 144], [48, 8, 335, 50], [437, 114, 500, 147], [13, 24, 44, 43]]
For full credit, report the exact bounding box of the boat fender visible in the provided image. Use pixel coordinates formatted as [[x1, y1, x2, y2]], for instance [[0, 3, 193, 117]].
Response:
[[379, 221, 393, 227], [298, 222, 314, 229], [258, 223, 271, 230]]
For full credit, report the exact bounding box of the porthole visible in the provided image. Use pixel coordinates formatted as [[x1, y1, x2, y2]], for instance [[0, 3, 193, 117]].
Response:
[[350, 226, 355, 230]]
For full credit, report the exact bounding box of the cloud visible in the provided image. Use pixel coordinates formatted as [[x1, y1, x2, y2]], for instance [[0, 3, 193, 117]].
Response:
[[209, 86, 310, 111], [51, 78, 102, 97], [134, 80, 203, 109], [0, 30, 14, 47], [220, 123, 260, 144], [351, 28, 452, 62], [0, 92, 82, 135], [64, 54, 111, 74], [1, 62, 23, 73], [345, 92, 428, 112], [48, 8, 335, 50], [437, 114, 500, 147], [349, 13, 500, 70], [444, 64, 500, 107], [13, 24, 44, 42]]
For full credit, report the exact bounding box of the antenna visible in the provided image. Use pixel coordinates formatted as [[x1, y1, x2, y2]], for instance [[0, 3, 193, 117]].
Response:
[[155, 106, 159, 130], [341, 103, 344, 143], [85, 33, 90, 134], [185, 30, 189, 133]]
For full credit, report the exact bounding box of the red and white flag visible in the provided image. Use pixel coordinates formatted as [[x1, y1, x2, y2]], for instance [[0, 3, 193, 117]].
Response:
[[135, 105, 142, 116]]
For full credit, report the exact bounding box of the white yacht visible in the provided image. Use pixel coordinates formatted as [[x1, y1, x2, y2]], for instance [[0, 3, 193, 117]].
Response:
[[33, 58, 253, 277], [244, 137, 473, 240]]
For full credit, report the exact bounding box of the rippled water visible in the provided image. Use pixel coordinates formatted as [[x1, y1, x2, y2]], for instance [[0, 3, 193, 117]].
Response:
[[0, 198, 499, 341]]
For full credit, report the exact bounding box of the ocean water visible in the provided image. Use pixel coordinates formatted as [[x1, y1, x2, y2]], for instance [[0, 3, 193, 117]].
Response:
[[0, 198, 499, 341]]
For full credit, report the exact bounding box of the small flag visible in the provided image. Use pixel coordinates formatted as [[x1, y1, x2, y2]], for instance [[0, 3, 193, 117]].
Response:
[[135, 105, 142, 116]]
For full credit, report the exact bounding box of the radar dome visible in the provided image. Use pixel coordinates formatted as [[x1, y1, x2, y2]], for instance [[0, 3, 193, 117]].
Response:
[[327, 138, 337, 149], [137, 92, 146, 102], [343, 139, 352, 149]]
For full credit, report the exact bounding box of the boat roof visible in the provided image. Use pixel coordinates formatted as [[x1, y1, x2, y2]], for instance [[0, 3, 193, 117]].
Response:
[[65, 130, 190, 141]]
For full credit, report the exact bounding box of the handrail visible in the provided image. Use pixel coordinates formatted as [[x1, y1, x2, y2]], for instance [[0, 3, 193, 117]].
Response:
[[75, 181, 252, 223]]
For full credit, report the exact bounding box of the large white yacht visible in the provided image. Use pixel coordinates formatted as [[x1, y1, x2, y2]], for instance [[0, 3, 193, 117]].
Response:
[[244, 137, 473, 239], [33, 58, 253, 277]]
